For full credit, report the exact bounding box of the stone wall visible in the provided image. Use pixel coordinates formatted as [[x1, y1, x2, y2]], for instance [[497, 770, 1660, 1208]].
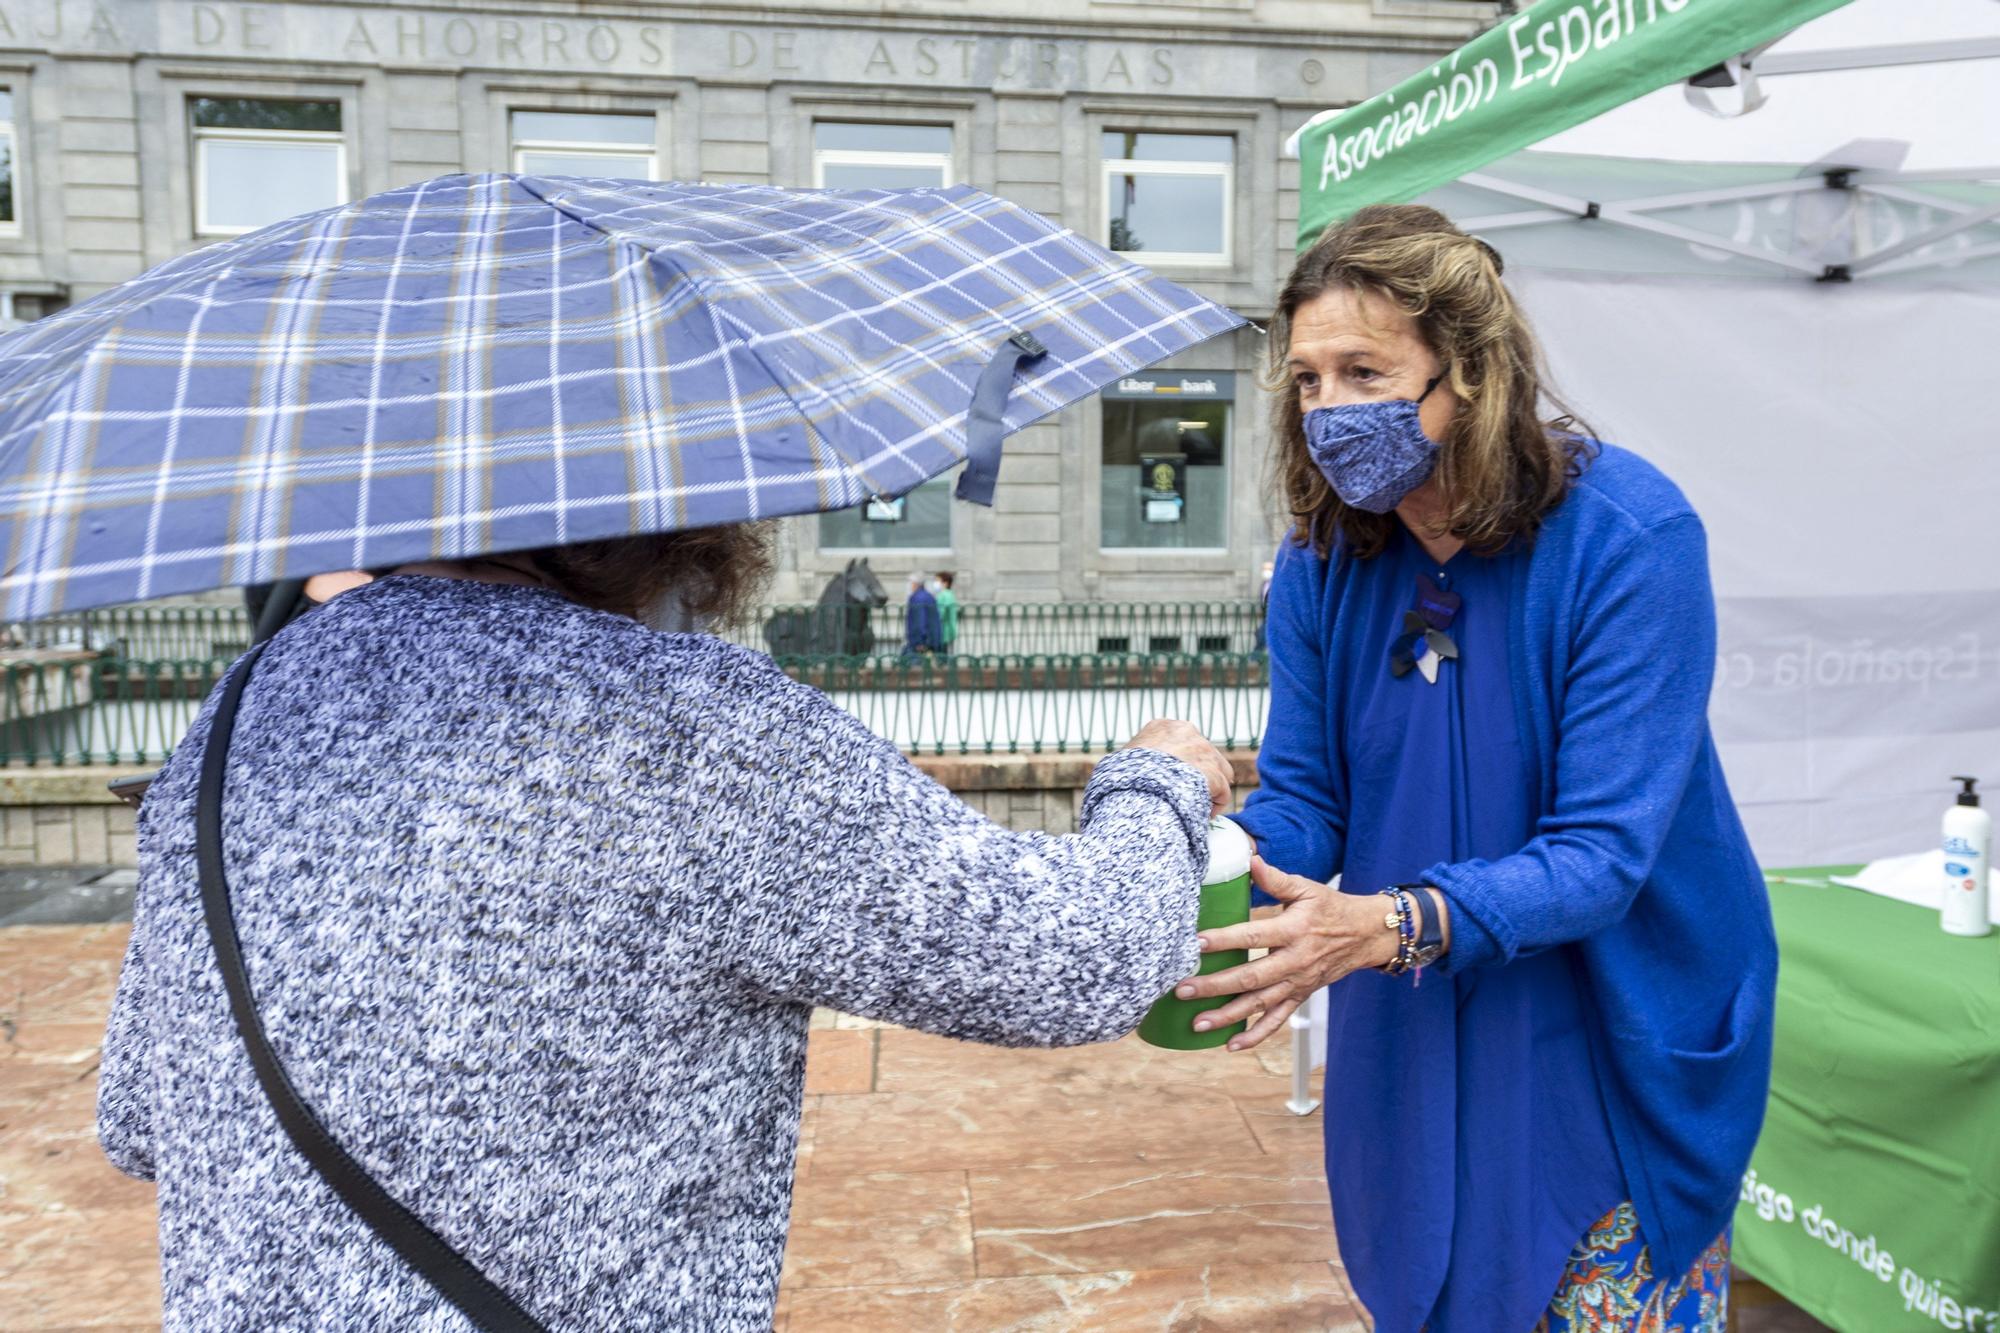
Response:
[[0, 769, 142, 868], [0, 753, 1260, 868], [915, 750, 1261, 835]]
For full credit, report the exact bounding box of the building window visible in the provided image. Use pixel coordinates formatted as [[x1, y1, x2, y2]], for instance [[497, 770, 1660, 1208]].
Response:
[[192, 97, 344, 236], [1101, 131, 1233, 266], [814, 121, 956, 551], [0, 88, 17, 236], [1100, 371, 1234, 551], [812, 122, 953, 190], [511, 111, 657, 180], [818, 485, 954, 552]]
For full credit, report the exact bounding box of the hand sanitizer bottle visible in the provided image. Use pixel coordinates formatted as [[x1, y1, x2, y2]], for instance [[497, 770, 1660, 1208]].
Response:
[[1942, 776, 1991, 938]]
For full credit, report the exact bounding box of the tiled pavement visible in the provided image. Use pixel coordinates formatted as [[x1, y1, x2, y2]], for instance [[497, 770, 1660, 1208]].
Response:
[[782, 1013, 1355, 1330], [1, 925, 1828, 1332], [0, 923, 1358, 1332]]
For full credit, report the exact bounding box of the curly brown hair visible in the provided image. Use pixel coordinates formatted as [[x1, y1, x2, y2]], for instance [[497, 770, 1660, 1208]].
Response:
[[1267, 204, 1594, 559], [522, 522, 777, 627]]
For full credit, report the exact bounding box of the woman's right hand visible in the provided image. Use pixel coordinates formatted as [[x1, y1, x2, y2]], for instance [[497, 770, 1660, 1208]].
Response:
[[1124, 719, 1233, 816]]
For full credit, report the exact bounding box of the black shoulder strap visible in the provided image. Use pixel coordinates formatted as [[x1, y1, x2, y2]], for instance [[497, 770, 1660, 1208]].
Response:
[[196, 644, 548, 1333]]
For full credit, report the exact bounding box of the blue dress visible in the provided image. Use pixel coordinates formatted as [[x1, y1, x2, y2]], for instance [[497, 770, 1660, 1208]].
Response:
[[1236, 446, 1776, 1316], [1316, 525, 1624, 1333]]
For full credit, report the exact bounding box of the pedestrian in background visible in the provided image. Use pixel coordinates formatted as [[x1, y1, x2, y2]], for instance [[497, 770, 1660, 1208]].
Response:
[[934, 571, 960, 655], [902, 570, 942, 654]]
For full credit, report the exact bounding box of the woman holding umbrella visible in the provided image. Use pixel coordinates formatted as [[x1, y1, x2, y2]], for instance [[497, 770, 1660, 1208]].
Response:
[[1183, 205, 1776, 1332], [0, 174, 1250, 1331], [96, 527, 1234, 1331]]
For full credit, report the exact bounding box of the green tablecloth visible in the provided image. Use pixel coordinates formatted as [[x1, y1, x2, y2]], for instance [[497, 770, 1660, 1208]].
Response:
[[1736, 868, 2000, 1332]]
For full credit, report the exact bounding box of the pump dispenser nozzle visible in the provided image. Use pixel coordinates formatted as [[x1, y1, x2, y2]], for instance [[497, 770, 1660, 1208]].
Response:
[[1954, 776, 1981, 808]]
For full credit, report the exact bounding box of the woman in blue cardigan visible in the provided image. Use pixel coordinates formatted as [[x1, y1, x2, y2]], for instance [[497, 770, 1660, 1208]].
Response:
[[1180, 205, 1777, 1332]]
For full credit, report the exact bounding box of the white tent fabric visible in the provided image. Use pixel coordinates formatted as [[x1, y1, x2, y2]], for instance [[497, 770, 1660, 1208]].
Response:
[[1541, 0, 2000, 172], [1508, 266, 2000, 868], [1410, 4, 2000, 868]]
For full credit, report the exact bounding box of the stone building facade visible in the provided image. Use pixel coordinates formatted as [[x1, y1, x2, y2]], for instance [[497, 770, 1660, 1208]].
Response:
[[0, 0, 1484, 603]]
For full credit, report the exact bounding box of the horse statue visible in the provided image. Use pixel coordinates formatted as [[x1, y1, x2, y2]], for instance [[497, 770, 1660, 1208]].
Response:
[[763, 558, 888, 657]]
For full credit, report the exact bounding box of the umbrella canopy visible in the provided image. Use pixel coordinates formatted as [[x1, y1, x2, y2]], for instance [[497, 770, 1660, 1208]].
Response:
[[1288, 0, 1854, 244], [0, 174, 1243, 619]]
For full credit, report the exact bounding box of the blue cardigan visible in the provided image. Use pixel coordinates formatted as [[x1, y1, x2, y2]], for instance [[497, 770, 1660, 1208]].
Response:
[[1235, 443, 1776, 1280]]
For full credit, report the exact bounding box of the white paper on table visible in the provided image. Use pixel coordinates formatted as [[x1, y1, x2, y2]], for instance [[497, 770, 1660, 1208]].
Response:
[[1827, 850, 2000, 925]]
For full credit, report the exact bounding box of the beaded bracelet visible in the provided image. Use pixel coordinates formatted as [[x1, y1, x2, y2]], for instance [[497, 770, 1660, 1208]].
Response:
[[1405, 883, 1440, 987], [1378, 887, 1418, 976]]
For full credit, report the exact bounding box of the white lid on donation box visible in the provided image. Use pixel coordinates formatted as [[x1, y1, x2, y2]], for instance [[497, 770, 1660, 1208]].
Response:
[[1206, 817, 1253, 887]]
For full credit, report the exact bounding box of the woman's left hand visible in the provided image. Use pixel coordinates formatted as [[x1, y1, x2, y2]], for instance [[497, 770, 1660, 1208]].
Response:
[[1172, 857, 1402, 1051]]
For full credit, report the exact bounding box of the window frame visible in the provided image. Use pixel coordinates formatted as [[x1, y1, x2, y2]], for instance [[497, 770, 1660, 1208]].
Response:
[[0, 85, 19, 240], [810, 125, 955, 191], [817, 477, 958, 556], [806, 120, 959, 555], [1099, 134, 1235, 269], [1096, 386, 1236, 555], [509, 111, 660, 181], [191, 100, 348, 238]]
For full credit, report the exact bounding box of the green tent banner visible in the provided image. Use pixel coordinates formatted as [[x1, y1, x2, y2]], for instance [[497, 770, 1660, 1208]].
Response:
[[1294, 0, 1854, 246]]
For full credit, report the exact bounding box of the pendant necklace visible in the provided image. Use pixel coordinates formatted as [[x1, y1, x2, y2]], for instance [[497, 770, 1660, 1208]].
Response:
[[1390, 571, 1460, 684]]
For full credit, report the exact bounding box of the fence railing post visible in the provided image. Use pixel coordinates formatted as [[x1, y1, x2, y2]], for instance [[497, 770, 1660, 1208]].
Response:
[[2, 600, 1271, 765]]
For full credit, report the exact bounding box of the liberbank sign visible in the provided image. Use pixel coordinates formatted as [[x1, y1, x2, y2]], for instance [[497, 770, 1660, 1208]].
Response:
[[0, 0, 1400, 97]]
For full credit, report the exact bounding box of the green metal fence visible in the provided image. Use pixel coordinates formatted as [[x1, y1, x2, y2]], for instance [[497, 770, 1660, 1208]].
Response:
[[7, 598, 1266, 665], [788, 652, 1268, 754], [1, 650, 1268, 765], [3, 605, 252, 661], [737, 599, 1266, 659], [2, 656, 234, 767]]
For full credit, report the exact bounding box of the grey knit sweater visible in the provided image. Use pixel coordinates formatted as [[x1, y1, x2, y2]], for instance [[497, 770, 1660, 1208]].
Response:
[[96, 575, 1209, 1331]]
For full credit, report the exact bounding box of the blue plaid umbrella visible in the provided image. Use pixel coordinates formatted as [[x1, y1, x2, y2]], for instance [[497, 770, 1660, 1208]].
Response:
[[0, 174, 1244, 619]]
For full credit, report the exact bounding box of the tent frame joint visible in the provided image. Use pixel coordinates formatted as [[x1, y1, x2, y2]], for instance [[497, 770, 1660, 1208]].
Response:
[[1582, 201, 1601, 220], [1823, 168, 1855, 192], [1817, 264, 1853, 284]]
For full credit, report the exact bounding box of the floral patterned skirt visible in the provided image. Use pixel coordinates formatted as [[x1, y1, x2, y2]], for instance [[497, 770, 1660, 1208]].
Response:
[[1533, 1201, 1731, 1333]]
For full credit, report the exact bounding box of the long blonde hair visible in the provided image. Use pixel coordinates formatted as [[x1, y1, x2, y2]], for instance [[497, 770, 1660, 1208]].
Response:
[[1267, 204, 1594, 559]]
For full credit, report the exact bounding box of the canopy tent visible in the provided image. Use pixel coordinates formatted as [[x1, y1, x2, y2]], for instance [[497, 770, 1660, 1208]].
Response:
[[1272, 18, 2000, 1315], [1482, 208, 1999, 870], [1271, 0, 2000, 871], [1287, 0, 1862, 244]]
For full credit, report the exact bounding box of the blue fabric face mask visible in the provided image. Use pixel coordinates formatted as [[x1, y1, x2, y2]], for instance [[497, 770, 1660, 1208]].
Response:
[[1303, 375, 1444, 513]]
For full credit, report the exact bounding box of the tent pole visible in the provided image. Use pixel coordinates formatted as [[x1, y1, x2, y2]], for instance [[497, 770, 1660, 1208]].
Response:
[[1862, 183, 1995, 217], [1460, 171, 1827, 278], [1858, 240, 2000, 281], [1850, 167, 2000, 186], [1459, 172, 1592, 216], [1287, 1007, 1319, 1116], [1605, 177, 1828, 212], [1848, 198, 2000, 275], [1601, 207, 1826, 277], [1457, 209, 1575, 232], [1463, 178, 1835, 235], [1756, 37, 2000, 77]]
